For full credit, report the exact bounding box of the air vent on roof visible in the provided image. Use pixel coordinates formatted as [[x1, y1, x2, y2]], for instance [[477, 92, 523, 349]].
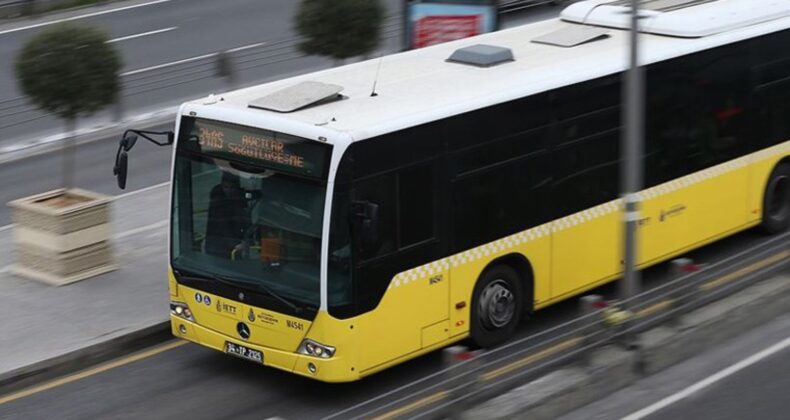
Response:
[[605, 0, 716, 12], [248, 81, 344, 113], [562, 0, 790, 38], [447, 44, 514, 67], [532, 25, 610, 47]]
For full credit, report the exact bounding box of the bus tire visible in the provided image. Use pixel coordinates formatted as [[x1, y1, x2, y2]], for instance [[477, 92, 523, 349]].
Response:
[[470, 265, 523, 348], [760, 163, 790, 234]]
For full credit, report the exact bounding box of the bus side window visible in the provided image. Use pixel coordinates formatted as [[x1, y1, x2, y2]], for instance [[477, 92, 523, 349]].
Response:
[[398, 164, 435, 247], [352, 163, 438, 262], [353, 173, 397, 261], [753, 29, 790, 149], [646, 41, 750, 187], [553, 107, 620, 217], [452, 169, 506, 250], [451, 153, 547, 252]]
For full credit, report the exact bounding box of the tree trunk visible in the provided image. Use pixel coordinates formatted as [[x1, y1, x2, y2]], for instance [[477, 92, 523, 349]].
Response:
[[63, 117, 76, 190]]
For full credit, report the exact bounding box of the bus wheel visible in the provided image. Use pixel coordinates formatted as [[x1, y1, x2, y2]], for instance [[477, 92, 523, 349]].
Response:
[[470, 265, 523, 348], [760, 164, 790, 234]]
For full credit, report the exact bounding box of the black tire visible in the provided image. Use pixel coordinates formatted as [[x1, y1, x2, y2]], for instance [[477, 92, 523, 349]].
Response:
[[759, 163, 790, 234], [470, 265, 523, 348]]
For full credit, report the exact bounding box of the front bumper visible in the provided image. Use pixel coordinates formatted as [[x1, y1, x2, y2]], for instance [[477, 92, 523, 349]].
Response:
[[170, 315, 359, 382]]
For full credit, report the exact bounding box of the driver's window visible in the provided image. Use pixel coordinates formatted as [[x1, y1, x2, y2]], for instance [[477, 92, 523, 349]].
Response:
[[353, 173, 397, 261]]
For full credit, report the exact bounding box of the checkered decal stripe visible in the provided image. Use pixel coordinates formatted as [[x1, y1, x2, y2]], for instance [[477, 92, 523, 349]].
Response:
[[387, 142, 789, 290]]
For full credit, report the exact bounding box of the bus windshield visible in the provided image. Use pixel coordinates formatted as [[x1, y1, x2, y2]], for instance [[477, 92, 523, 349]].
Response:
[[170, 118, 330, 309]]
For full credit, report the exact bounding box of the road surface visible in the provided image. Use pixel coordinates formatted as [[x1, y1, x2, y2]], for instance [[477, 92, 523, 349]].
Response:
[[560, 312, 790, 420]]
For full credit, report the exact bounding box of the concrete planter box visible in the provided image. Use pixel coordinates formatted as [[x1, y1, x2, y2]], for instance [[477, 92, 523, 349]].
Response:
[[7, 188, 116, 285]]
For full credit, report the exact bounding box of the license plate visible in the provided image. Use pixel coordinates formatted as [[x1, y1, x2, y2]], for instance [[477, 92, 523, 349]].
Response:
[[225, 342, 263, 364]]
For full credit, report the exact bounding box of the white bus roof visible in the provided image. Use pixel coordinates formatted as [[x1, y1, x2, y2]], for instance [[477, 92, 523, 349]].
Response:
[[189, 0, 790, 143]]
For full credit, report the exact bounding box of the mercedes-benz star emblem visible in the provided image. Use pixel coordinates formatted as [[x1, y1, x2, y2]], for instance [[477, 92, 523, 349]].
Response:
[[237, 322, 251, 340], [238, 292, 245, 301]]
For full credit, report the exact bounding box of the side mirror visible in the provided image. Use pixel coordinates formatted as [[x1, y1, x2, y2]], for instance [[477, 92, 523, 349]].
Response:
[[353, 201, 379, 252], [112, 129, 174, 190], [121, 134, 138, 151], [114, 151, 128, 189]]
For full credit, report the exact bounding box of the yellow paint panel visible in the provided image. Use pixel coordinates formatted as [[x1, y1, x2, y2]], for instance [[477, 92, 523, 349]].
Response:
[[167, 268, 178, 297], [177, 285, 311, 352], [639, 162, 749, 265], [552, 208, 620, 299], [422, 320, 449, 348], [355, 265, 448, 371]]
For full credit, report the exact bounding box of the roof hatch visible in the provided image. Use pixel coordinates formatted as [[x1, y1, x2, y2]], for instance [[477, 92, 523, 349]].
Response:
[[446, 44, 514, 67], [248, 81, 344, 113], [532, 25, 610, 47], [561, 0, 790, 38]]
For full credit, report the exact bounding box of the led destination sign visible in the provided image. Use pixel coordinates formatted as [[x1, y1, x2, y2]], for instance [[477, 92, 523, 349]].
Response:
[[182, 118, 330, 177]]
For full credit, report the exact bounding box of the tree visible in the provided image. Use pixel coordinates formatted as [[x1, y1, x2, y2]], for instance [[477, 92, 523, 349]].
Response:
[[295, 0, 384, 64], [15, 23, 121, 189]]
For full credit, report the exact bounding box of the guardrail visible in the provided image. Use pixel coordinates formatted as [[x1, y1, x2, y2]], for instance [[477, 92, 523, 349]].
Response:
[[0, 0, 27, 7], [0, 0, 78, 18], [0, 0, 28, 18], [326, 231, 789, 420]]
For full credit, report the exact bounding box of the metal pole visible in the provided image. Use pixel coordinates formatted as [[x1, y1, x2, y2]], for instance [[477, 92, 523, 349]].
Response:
[[64, 117, 76, 191], [621, 0, 644, 311]]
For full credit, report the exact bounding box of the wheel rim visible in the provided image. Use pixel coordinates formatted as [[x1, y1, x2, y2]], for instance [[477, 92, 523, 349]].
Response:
[[478, 280, 515, 329], [767, 175, 789, 221]]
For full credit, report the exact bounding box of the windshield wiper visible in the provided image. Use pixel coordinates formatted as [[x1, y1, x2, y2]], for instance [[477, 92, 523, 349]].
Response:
[[205, 271, 303, 314], [174, 268, 308, 314]]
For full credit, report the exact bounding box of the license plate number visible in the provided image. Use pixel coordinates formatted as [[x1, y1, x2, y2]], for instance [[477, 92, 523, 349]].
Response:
[[225, 342, 263, 363]]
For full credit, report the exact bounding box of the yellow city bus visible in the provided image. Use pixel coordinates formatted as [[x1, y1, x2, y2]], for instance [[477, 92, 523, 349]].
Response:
[[117, 0, 790, 382]]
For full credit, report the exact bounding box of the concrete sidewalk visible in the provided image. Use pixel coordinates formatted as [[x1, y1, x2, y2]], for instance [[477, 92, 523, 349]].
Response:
[[0, 183, 171, 384]]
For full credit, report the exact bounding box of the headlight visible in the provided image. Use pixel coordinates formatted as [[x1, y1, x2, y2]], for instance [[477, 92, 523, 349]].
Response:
[[297, 339, 335, 359], [170, 302, 195, 322]]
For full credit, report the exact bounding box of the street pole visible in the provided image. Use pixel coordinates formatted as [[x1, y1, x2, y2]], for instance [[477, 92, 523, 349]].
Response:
[[621, 0, 644, 314]]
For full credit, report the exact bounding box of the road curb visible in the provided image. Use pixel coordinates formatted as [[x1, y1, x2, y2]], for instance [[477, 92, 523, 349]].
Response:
[[463, 270, 790, 420], [0, 320, 171, 396]]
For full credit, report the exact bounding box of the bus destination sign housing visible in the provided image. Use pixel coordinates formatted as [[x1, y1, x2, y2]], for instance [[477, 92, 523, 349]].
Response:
[[180, 117, 330, 177]]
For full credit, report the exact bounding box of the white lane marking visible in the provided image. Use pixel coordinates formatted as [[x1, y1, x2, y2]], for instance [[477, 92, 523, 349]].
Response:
[[0, 224, 12, 233], [120, 41, 265, 76], [621, 335, 790, 420], [226, 42, 265, 53], [107, 26, 177, 43], [121, 52, 216, 76], [0, 0, 172, 36], [115, 181, 170, 199], [114, 220, 168, 239]]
